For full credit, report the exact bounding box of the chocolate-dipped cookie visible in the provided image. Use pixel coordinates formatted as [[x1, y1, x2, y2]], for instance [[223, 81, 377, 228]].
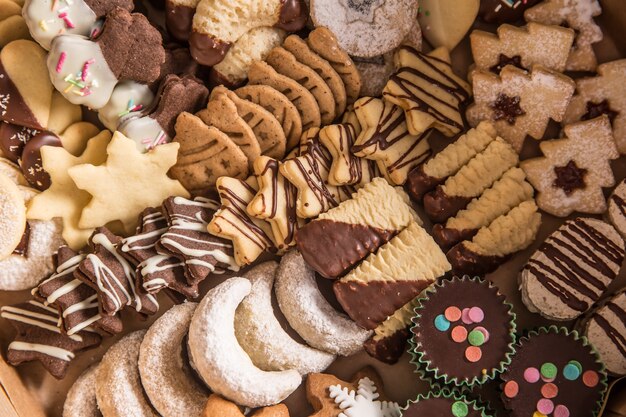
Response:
[[411, 276, 516, 387], [479, 0, 541, 24]]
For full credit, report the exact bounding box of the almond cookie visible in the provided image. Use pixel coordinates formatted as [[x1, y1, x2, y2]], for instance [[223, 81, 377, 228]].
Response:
[[275, 250, 372, 356], [208, 176, 276, 266], [266, 46, 337, 125], [0, 40, 52, 129], [233, 262, 335, 375], [63, 365, 99, 417], [283, 34, 347, 118], [383, 46, 471, 137], [0, 172, 26, 260], [563, 60, 626, 154], [334, 221, 451, 330], [318, 123, 378, 187], [466, 65, 575, 153], [406, 121, 498, 201], [188, 278, 301, 408], [418, 0, 480, 51], [211, 86, 286, 159], [280, 128, 354, 219], [306, 27, 362, 105], [520, 218, 624, 322], [521, 116, 619, 217], [235, 85, 303, 151], [447, 200, 541, 276], [608, 178, 626, 239], [352, 97, 432, 186], [0, 0, 30, 48], [310, 0, 418, 58], [248, 60, 322, 133], [525, 0, 603, 72], [247, 156, 300, 250], [470, 22, 575, 75], [197, 93, 261, 167], [189, 0, 306, 66], [170, 112, 249, 194], [295, 177, 417, 279]]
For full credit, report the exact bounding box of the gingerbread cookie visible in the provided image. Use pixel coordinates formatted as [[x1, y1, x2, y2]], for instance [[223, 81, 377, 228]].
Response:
[[353, 97, 432, 185], [525, 0, 603, 72], [384, 46, 471, 137], [563, 59, 626, 154], [608, 178, 626, 239], [521, 116, 619, 217], [170, 111, 249, 194], [466, 65, 575, 152], [418, 0, 479, 51], [335, 221, 451, 330]]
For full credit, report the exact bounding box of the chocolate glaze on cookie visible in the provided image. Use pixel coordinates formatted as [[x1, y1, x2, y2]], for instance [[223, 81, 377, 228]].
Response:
[[20, 131, 61, 190], [406, 164, 445, 202], [432, 224, 478, 251], [275, 0, 308, 32], [189, 32, 232, 67], [479, 0, 541, 24], [0, 61, 42, 129], [165, 0, 196, 42], [424, 187, 472, 223], [363, 327, 410, 365], [446, 242, 508, 276], [0, 122, 39, 163]]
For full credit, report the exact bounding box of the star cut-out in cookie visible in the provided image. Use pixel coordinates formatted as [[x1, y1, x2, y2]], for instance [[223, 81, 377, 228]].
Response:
[[68, 131, 189, 234], [491, 93, 525, 125], [582, 99, 619, 125], [553, 160, 588, 196]]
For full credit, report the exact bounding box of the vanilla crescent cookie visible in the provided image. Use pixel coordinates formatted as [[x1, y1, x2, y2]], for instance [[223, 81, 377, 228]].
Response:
[[234, 262, 335, 375], [139, 302, 208, 417], [96, 330, 158, 417], [274, 250, 372, 356], [63, 364, 99, 417], [188, 277, 301, 408]]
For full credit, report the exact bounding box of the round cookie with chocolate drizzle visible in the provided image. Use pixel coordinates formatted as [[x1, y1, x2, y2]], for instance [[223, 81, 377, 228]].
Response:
[[608, 178, 626, 240]]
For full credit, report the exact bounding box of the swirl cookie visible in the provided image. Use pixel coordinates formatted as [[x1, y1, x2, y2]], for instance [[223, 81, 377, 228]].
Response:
[[139, 303, 209, 417], [520, 218, 624, 321], [188, 277, 301, 407], [234, 262, 335, 374], [275, 250, 372, 356], [96, 330, 158, 417], [63, 365, 99, 417]]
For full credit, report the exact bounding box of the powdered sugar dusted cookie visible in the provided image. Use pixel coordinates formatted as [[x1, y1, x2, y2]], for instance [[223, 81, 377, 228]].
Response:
[[521, 217, 624, 321], [466, 65, 575, 153], [0, 171, 26, 260], [563, 60, 626, 154], [521, 116, 619, 217], [608, 179, 626, 239], [275, 250, 372, 356], [63, 364, 99, 417], [584, 290, 626, 375], [525, 0, 603, 72]]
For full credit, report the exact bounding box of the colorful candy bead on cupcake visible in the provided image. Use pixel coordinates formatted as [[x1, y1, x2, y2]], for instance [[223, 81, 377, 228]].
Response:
[[402, 390, 493, 417], [410, 276, 516, 388], [500, 326, 608, 417]]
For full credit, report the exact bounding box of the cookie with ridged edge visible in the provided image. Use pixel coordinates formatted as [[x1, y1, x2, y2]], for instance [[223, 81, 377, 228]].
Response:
[[410, 276, 516, 388], [402, 390, 493, 417]]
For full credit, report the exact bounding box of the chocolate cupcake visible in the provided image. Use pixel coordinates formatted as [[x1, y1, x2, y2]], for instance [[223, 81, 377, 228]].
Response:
[[501, 326, 607, 417], [410, 276, 516, 387], [403, 391, 493, 417]]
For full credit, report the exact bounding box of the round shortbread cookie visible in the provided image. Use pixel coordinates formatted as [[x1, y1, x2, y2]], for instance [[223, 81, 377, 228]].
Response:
[[63, 365, 100, 417], [0, 172, 26, 260], [584, 291, 626, 376], [608, 178, 626, 239]]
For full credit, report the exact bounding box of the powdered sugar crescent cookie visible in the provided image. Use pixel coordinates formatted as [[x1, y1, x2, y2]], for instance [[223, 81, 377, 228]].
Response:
[[234, 262, 335, 374], [63, 364, 99, 417], [139, 302, 209, 417], [310, 0, 419, 58], [188, 277, 301, 407], [275, 250, 372, 356], [96, 330, 158, 417], [0, 172, 26, 260]]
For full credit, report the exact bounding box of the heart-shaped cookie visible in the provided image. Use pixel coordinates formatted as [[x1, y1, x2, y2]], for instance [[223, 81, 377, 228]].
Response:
[[418, 0, 480, 51]]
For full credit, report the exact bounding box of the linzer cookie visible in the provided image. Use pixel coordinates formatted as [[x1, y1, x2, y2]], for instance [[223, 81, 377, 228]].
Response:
[[525, 0, 603, 72], [36, 246, 123, 336], [334, 221, 451, 330], [520, 218, 625, 321], [470, 22, 575, 74], [501, 326, 607, 417], [563, 59, 626, 154], [466, 65, 575, 153], [411, 277, 516, 387], [208, 176, 276, 266], [77, 227, 159, 317], [521, 116, 619, 217], [159, 196, 238, 282], [295, 178, 417, 279], [120, 208, 199, 299], [383, 46, 471, 137], [280, 128, 354, 219], [403, 391, 493, 417], [447, 200, 541, 276], [608, 178, 626, 238], [583, 290, 626, 376], [406, 121, 498, 202], [1, 300, 101, 379]]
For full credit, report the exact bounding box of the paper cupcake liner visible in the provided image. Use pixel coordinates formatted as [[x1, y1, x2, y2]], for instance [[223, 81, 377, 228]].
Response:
[[402, 389, 494, 417], [409, 275, 517, 388]]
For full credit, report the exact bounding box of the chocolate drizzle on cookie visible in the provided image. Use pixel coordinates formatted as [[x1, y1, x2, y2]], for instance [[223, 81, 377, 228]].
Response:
[[582, 99, 619, 124], [553, 160, 587, 195], [489, 53, 524, 73], [12, 223, 30, 257], [611, 193, 626, 218], [592, 300, 626, 357], [491, 93, 525, 125]]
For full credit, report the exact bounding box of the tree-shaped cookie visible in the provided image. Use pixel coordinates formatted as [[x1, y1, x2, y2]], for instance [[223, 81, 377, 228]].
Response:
[[525, 0, 602, 72], [466, 65, 575, 153], [521, 116, 619, 217], [563, 59, 626, 154]]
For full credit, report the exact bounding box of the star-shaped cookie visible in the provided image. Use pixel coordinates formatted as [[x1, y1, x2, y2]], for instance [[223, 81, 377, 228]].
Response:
[[27, 130, 111, 250], [68, 131, 190, 233]]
